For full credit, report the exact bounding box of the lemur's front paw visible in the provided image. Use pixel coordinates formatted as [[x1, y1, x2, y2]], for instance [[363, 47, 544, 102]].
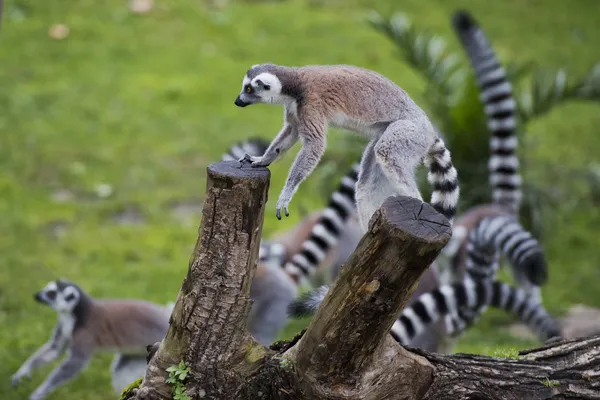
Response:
[[239, 153, 271, 167], [275, 198, 291, 220], [11, 370, 31, 388]]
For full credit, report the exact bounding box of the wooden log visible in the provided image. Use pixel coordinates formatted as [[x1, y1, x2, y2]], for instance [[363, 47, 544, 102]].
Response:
[[287, 195, 452, 399], [133, 161, 271, 400], [420, 334, 600, 399]]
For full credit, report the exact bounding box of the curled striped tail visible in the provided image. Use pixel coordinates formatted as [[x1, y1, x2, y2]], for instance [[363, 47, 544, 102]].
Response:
[[470, 215, 548, 286], [220, 137, 270, 162], [452, 10, 522, 214], [425, 138, 460, 225], [282, 163, 360, 283]]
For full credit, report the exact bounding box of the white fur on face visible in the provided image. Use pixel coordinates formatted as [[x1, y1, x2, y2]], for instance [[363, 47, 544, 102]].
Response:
[[252, 72, 283, 104], [41, 281, 80, 313]]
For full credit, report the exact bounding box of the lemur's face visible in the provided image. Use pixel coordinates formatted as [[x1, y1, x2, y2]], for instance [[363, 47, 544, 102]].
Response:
[[235, 65, 283, 107], [34, 280, 81, 313]]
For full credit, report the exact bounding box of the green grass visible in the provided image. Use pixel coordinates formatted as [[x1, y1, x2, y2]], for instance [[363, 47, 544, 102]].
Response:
[[1, 0, 599, 399]]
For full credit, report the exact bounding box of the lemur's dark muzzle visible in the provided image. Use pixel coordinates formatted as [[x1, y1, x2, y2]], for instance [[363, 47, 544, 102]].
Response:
[[234, 96, 249, 107], [34, 292, 44, 303]]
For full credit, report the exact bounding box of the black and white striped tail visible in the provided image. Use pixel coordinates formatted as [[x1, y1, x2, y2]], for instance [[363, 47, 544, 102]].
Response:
[[282, 163, 360, 283], [444, 214, 548, 336], [391, 278, 561, 345], [452, 11, 522, 214], [220, 137, 270, 162], [425, 138, 460, 225], [288, 279, 561, 344], [466, 215, 548, 286]]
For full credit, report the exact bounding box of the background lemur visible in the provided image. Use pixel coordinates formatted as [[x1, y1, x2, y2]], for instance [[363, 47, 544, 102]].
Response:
[[234, 63, 460, 231], [11, 279, 173, 399], [433, 10, 551, 344]]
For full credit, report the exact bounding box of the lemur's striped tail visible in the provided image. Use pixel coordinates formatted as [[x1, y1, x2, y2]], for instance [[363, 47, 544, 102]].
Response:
[[283, 163, 360, 283], [392, 279, 561, 345], [467, 215, 548, 286], [425, 138, 460, 225], [452, 11, 522, 214], [290, 279, 562, 344], [220, 137, 270, 162]]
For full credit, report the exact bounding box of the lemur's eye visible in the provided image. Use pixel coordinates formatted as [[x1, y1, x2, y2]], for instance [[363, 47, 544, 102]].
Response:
[[64, 293, 76, 302], [246, 86, 253, 94], [46, 290, 57, 300], [264, 85, 270, 91]]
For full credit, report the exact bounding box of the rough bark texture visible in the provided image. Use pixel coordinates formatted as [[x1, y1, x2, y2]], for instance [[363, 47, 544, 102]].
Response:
[[125, 164, 600, 400], [286, 196, 452, 399], [133, 161, 271, 400], [419, 334, 600, 399]]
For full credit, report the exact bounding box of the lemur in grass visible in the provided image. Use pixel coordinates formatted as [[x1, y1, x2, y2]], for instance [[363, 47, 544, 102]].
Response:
[[233, 63, 460, 231], [10, 279, 174, 400]]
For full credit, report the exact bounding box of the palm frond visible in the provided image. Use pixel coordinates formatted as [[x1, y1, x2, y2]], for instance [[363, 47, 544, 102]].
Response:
[[517, 62, 600, 124]]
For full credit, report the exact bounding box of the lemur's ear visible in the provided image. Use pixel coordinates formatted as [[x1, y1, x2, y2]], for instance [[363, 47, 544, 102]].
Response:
[[255, 79, 270, 90]]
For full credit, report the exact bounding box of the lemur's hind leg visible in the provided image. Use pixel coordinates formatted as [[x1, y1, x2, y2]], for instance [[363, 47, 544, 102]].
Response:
[[374, 119, 434, 201], [355, 119, 434, 231], [355, 138, 398, 231]]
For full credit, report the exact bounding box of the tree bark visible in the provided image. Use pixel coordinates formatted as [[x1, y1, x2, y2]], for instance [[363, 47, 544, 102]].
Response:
[[286, 196, 452, 399], [133, 161, 271, 400], [419, 334, 600, 399]]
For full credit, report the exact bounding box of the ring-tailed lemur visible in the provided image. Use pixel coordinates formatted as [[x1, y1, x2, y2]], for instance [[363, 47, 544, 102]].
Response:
[[11, 279, 173, 400], [289, 277, 561, 346], [453, 10, 522, 214], [234, 63, 460, 231]]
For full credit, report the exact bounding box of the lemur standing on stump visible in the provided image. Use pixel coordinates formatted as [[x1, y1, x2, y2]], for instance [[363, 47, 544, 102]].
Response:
[[10, 280, 173, 400], [234, 63, 460, 231]]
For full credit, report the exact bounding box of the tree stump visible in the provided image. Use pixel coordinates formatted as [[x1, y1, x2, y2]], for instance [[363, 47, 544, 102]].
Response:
[[287, 196, 452, 399], [133, 161, 271, 399]]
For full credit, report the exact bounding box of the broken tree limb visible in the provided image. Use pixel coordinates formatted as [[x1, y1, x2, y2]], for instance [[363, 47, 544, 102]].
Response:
[[419, 334, 600, 399], [286, 195, 452, 399], [133, 161, 271, 400]]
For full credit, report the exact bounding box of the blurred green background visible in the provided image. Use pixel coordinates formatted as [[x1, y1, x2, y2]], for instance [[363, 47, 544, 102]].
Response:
[[1, 0, 600, 399]]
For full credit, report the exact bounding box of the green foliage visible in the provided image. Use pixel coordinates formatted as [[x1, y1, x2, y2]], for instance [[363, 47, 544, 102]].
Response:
[[491, 347, 520, 360], [541, 378, 560, 388], [165, 361, 191, 400], [119, 378, 142, 400]]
